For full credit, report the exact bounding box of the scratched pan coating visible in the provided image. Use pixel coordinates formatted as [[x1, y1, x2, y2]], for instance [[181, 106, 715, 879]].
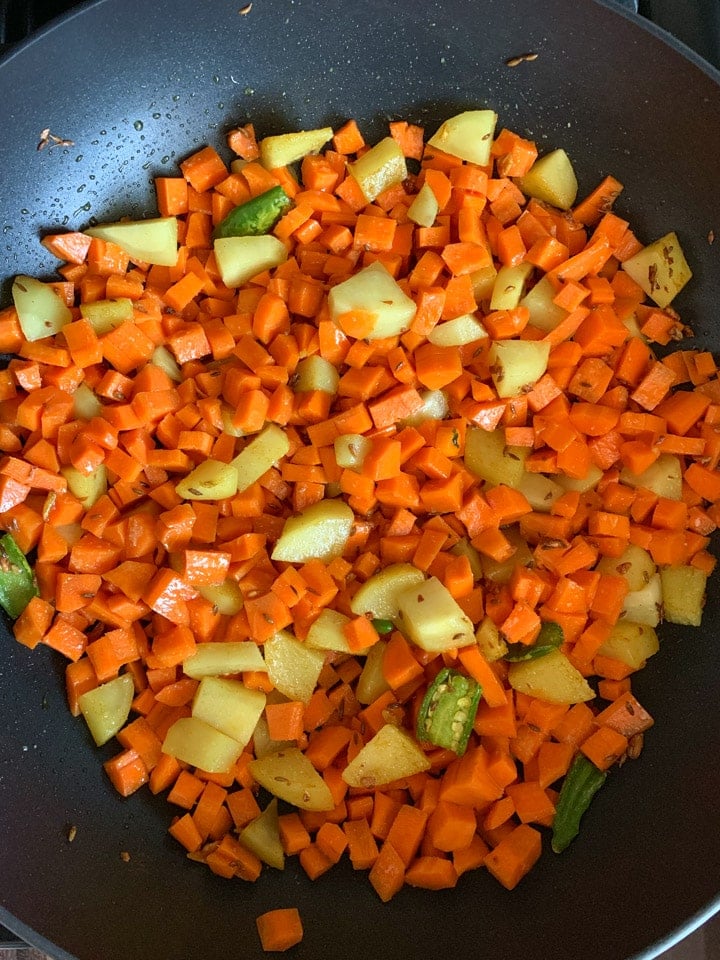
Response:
[[0, 1, 719, 958]]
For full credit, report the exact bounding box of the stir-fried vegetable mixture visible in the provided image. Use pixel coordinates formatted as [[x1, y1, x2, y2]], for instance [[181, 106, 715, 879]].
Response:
[[1, 108, 717, 919]]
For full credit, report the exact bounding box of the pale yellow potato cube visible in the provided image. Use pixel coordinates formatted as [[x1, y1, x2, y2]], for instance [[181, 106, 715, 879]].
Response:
[[508, 649, 594, 704], [661, 565, 707, 626], [348, 136, 407, 203], [428, 110, 498, 166], [192, 677, 265, 748], [516, 148, 578, 210], [232, 424, 290, 492], [271, 499, 354, 564], [78, 674, 134, 747], [249, 747, 335, 810], [259, 127, 333, 169], [395, 576, 474, 652], [328, 260, 416, 341], [162, 716, 242, 773], [263, 630, 326, 704], [622, 232, 692, 309], [85, 217, 178, 266], [12, 275, 71, 341], [342, 723, 430, 788], [214, 235, 288, 287], [350, 563, 426, 621], [183, 641, 265, 679], [597, 621, 659, 670]]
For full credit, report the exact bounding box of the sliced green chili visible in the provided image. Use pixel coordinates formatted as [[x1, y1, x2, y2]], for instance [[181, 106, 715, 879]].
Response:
[[415, 667, 481, 757], [213, 185, 291, 239], [551, 754, 607, 853], [0, 533, 39, 618], [371, 618, 394, 635], [504, 621, 564, 662]]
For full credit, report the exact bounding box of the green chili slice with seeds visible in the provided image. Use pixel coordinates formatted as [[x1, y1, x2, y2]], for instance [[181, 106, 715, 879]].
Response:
[[0, 533, 39, 618], [415, 667, 481, 757]]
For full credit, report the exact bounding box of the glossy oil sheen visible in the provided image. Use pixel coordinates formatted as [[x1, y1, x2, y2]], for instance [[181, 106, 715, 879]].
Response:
[[0, 1, 719, 958]]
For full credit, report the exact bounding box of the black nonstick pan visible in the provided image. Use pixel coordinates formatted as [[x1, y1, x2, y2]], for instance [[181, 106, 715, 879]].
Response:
[[1, 1, 719, 958]]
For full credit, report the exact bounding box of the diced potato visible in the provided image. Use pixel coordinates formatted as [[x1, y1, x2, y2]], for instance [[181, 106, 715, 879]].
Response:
[[85, 217, 178, 266], [12, 275, 71, 341], [80, 297, 133, 335], [395, 575, 475, 652], [661, 565, 707, 626], [597, 544, 656, 592], [328, 261, 416, 341], [192, 677, 265, 748], [239, 799, 285, 869], [78, 674, 134, 747], [597, 621, 659, 670], [489, 339, 550, 398], [427, 314, 487, 347], [619, 453, 682, 500], [464, 427, 528, 487], [259, 127, 333, 169], [622, 232, 692, 309], [232, 424, 290, 492], [450, 538, 483, 581], [516, 472, 564, 513], [407, 181, 439, 227], [621, 573, 662, 627], [263, 630, 326, 704], [162, 716, 242, 773], [342, 723, 431, 788], [516, 148, 578, 210], [348, 136, 407, 203], [183, 641, 265, 678], [61, 464, 107, 507], [555, 464, 603, 494], [249, 747, 335, 810], [428, 110, 498, 167], [356, 641, 391, 705], [214, 235, 288, 287], [490, 263, 534, 311], [271, 499, 354, 563], [470, 262, 499, 302], [475, 617, 508, 663], [306, 608, 376, 655], [151, 344, 182, 382], [175, 459, 239, 501], [334, 433, 371, 470], [72, 382, 103, 421], [292, 355, 339, 395], [481, 526, 533, 583], [520, 276, 568, 332], [350, 562, 426, 620], [195, 579, 244, 616], [508, 648, 594, 704], [401, 389, 450, 426]]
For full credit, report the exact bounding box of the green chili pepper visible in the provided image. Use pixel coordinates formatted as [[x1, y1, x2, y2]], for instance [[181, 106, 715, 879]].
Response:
[[213, 185, 291, 239], [371, 618, 394, 635], [0, 533, 39, 618], [415, 667, 481, 757], [551, 754, 607, 853], [504, 621, 564, 662]]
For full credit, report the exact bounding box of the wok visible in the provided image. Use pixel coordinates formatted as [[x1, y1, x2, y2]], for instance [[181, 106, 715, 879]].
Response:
[[0, 1, 719, 958]]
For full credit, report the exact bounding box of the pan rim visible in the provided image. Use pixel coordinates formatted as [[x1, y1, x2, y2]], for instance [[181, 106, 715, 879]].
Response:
[[0, 2, 719, 959]]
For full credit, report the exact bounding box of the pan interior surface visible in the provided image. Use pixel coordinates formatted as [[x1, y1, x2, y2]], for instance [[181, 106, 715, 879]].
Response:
[[0, 1, 719, 959]]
